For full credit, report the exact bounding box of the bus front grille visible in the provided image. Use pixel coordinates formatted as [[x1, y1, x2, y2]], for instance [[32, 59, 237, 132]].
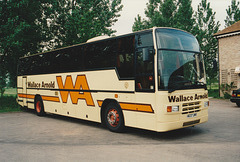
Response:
[[182, 101, 201, 114]]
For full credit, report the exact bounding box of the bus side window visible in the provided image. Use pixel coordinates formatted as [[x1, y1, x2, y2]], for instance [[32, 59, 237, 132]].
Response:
[[116, 36, 135, 79], [84, 40, 116, 70]]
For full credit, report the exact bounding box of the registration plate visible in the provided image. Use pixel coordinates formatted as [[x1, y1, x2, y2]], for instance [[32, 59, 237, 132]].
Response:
[[187, 113, 197, 118]]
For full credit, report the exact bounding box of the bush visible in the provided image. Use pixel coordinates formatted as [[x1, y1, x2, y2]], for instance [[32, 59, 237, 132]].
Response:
[[223, 92, 232, 99], [208, 89, 219, 98], [0, 96, 21, 113], [220, 82, 235, 99]]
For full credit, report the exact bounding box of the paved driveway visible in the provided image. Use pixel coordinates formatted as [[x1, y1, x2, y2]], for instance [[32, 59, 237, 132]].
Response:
[[0, 99, 239, 161]]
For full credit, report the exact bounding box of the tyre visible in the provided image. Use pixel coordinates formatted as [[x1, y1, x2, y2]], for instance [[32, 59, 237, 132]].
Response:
[[34, 96, 45, 116], [236, 102, 240, 107], [104, 102, 125, 132]]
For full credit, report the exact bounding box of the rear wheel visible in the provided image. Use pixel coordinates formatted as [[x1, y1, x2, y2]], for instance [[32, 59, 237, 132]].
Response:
[[35, 96, 45, 116], [104, 102, 125, 132]]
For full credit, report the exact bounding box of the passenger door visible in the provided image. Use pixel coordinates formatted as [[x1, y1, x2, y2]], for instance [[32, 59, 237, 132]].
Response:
[[135, 32, 155, 92], [22, 76, 27, 106]]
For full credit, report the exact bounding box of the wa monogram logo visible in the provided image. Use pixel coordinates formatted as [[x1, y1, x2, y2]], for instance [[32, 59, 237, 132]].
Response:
[[56, 75, 95, 106]]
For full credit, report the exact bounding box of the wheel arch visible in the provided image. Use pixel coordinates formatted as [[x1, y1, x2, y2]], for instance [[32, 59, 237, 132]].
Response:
[[34, 94, 42, 105], [100, 99, 123, 126], [34, 94, 45, 116]]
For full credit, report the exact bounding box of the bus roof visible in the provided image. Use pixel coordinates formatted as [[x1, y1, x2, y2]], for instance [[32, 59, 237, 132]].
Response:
[[19, 27, 190, 59]]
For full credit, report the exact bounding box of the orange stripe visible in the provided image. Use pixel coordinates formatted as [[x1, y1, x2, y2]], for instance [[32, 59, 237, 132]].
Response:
[[18, 93, 35, 99], [97, 100, 154, 113], [18, 93, 60, 102], [120, 103, 154, 113], [98, 100, 103, 107], [41, 96, 60, 102]]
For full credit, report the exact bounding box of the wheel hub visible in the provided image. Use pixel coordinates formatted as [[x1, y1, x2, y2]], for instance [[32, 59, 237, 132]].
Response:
[[36, 101, 41, 113], [107, 109, 119, 127]]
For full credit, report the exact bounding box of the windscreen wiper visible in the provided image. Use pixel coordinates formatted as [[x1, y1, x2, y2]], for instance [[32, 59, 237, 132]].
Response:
[[168, 80, 197, 93]]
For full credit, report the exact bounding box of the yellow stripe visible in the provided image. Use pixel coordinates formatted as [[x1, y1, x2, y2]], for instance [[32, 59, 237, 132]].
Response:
[[97, 100, 154, 113], [18, 93, 35, 99], [98, 100, 103, 107], [18, 93, 60, 102], [120, 103, 154, 113], [41, 96, 60, 102]]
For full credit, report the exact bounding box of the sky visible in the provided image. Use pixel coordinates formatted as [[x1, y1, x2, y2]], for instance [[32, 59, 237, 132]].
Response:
[[112, 0, 237, 35]]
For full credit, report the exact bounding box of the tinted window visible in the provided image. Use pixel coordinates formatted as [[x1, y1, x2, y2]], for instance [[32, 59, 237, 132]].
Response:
[[116, 36, 135, 78], [84, 40, 117, 70], [137, 33, 153, 48], [135, 48, 154, 91], [156, 28, 200, 52], [18, 35, 136, 77], [135, 32, 155, 91]]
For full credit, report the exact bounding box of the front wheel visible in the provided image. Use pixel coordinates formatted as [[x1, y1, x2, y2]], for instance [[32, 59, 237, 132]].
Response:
[[104, 102, 125, 132], [34, 96, 45, 116]]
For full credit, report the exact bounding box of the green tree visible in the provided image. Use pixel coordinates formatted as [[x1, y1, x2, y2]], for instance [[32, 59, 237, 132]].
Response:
[[48, 0, 123, 47], [0, 0, 49, 87], [0, 63, 6, 97], [0, 0, 123, 87], [132, 15, 150, 32], [193, 0, 220, 87], [174, 0, 194, 32], [132, 0, 194, 33], [225, 0, 240, 27]]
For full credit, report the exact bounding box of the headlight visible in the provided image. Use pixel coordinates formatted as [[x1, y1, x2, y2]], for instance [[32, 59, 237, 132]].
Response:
[[167, 105, 179, 112], [204, 101, 209, 107]]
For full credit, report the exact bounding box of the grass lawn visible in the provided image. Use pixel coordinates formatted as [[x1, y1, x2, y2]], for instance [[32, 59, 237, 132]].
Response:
[[0, 88, 21, 113]]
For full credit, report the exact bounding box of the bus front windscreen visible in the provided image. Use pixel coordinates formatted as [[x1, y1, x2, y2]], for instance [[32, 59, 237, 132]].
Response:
[[156, 28, 206, 92]]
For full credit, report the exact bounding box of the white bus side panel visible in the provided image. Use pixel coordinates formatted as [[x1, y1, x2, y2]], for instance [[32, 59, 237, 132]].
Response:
[[17, 69, 137, 124]]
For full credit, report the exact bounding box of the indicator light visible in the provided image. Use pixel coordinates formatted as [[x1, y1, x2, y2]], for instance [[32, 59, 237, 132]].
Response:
[[167, 106, 172, 112]]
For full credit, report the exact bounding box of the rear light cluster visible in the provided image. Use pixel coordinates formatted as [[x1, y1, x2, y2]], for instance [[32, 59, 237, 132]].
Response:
[[232, 90, 238, 97]]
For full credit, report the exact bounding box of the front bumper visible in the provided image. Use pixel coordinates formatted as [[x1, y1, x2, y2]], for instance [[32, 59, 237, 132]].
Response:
[[230, 97, 240, 103], [156, 114, 208, 132]]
